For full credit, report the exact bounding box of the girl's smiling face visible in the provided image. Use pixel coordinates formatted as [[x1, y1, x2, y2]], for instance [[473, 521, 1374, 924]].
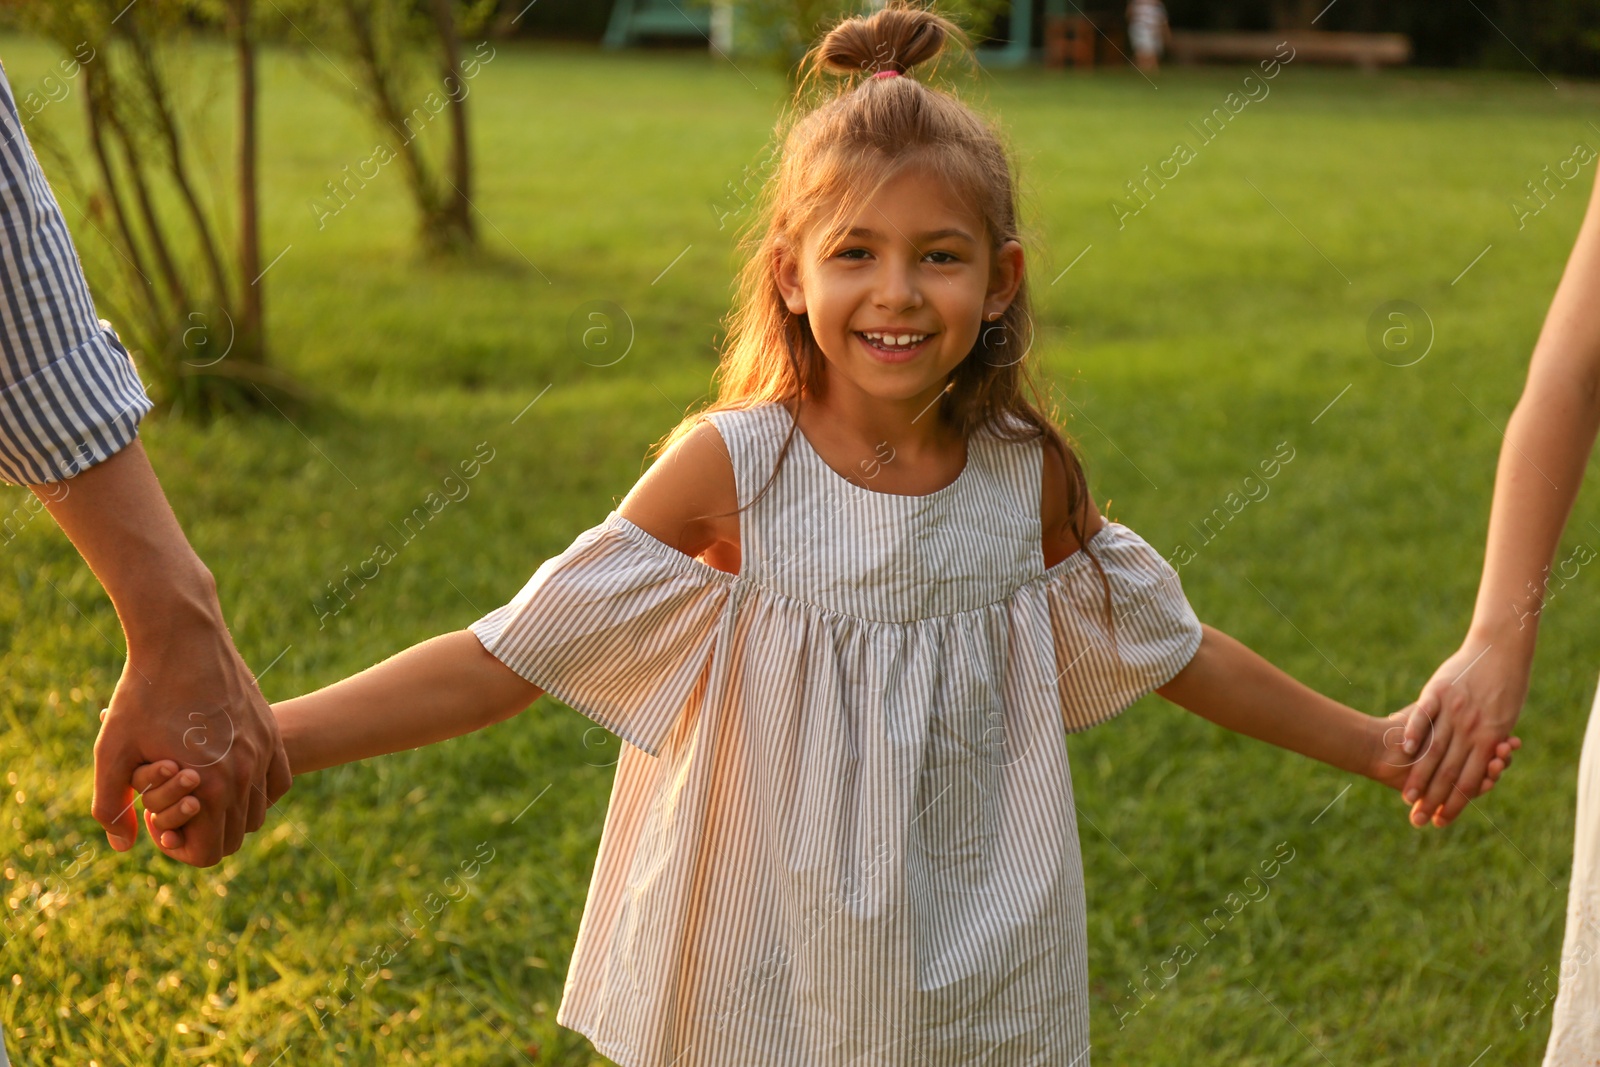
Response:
[[775, 164, 1024, 411]]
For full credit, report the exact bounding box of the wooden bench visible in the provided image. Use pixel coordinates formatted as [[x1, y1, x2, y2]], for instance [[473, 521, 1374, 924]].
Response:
[[1168, 30, 1411, 70]]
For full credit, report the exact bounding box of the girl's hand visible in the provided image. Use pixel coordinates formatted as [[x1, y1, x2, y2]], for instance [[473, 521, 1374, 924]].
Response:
[[1399, 638, 1533, 828], [1370, 708, 1519, 802], [129, 759, 203, 850]]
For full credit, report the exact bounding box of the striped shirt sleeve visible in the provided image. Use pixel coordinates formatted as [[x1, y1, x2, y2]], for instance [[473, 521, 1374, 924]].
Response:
[[1043, 521, 1203, 733], [0, 60, 152, 486], [469, 510, 735, 758]]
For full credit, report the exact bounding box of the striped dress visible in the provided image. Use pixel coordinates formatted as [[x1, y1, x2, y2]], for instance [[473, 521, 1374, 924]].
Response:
[[469, 399, 1203, 1067]]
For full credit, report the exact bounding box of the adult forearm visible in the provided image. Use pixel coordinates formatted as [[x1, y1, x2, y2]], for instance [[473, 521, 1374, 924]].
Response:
[[33, 437, 293, 862], [1468, 165, 1600, 654], [1467, 383, 1599, 653], [32, 439, 223, 649], [276, 630, 544, 774], [1156, 625, 1375, 778]]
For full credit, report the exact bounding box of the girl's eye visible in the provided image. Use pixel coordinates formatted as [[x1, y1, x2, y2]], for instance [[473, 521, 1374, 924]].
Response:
[[834, 248, 960, 263]]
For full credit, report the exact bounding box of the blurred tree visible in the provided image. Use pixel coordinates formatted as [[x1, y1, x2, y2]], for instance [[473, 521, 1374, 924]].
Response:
[[281, 0, 499, 257], [725, 0, 1009, 91], [12, 0, 300, 419]]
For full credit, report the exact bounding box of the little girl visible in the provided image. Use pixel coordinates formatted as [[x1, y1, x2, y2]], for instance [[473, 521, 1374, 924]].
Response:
[[134, 4, 1518, 1063]]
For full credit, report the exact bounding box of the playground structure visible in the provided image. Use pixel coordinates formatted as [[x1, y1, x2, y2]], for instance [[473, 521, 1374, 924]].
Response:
[[601, 1, 1413, 73], [603, 0, 712, 52], [602, 0, 1052, 69]]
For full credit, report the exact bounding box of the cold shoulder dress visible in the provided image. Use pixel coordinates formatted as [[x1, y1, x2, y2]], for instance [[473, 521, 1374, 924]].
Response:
[[468, 399, 1204, 1067]]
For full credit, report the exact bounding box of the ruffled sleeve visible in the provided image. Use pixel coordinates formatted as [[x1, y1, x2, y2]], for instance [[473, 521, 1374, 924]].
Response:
[[1030, 520, 1203, 733], [469, 509, 736, 758]]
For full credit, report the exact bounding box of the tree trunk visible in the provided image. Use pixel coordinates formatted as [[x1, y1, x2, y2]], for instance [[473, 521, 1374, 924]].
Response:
[[340, 0, 446, 250], [81, 63, 165, 346], [429, 0, 476, 249], [124, 21, 233, 311], [101, 84, 192, 319], [25, 0, 293, 417], [233, 0, 263, 364]]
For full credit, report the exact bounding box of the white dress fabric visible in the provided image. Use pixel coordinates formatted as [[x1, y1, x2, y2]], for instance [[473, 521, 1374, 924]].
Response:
[[469, 399, 1204, 1067], [1544, 672, 1600, 1064], [1127, 0, 1166, 54]]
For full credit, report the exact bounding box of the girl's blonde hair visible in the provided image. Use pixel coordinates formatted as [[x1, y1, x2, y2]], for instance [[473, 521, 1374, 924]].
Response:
[[651, 0, 1112, 627]]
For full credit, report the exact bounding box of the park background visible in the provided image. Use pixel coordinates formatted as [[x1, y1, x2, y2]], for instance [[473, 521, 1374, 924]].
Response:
[[3, 0, 1600, 1063]]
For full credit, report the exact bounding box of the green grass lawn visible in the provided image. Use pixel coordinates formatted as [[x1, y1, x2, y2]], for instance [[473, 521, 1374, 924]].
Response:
[[3, 31, 1600, 1065]]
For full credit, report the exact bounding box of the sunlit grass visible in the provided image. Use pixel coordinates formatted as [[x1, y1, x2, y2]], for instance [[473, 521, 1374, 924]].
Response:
[[2, 33, 1599, 1064]]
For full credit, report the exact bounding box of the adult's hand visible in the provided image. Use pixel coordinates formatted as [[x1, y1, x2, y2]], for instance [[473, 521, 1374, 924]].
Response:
[[1400, 635, 1530, 828], [94, 581, 290, 865], [36, 440, 291, 867]]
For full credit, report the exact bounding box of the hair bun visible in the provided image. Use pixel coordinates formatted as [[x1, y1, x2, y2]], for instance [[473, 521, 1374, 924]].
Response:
[[809, 1, 967, 81]]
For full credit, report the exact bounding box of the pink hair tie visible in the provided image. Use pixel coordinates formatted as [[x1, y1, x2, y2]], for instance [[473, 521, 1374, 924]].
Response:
[[872, 69, 901, 79]]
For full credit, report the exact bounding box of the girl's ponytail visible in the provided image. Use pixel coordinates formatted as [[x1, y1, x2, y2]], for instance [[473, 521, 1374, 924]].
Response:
[[800, 1, 971, 96]]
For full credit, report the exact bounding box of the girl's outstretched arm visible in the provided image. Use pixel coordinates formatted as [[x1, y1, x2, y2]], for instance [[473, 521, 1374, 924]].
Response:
[[1156, 624, 1516, 792], [276, 631, 543, 774], [128, 632, 544, 843], [271, 421, 737, 779]]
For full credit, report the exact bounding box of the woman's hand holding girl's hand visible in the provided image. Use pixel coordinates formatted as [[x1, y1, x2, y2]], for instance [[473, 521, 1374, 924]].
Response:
[[1400, 638, 1532, 828], [1368, 708, 1518, 805], [129, 759, 204, 850]]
